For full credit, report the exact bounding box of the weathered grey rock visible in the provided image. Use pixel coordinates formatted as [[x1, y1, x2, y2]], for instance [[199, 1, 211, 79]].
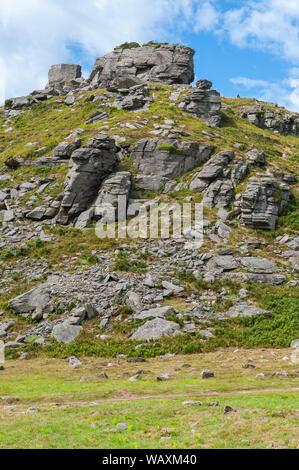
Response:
[[132, 139, 214, 191], [48, 64, 82, 86], [131, 317, 180, 340], [134, 306, 175, 321], [56, 133, 118, 224], [241, 177, 291, 230], [88, 44, 195, 89], [242, 105, 299, 136], [52, 322, 83, 344], [190, 151, 248, 208], [113, 84, 151, 111], [291, 339, 299, 348], [0, 321, 15, 337], [68, 356, 82, 367], [178, 80, 221, 127], [5, 96, 35, 109], [9, 284, 51, 314], [226, 272, 286, 285], [64, 95, 75, 106], [92, 171, 131, 223], [3, 210, 15, 222], [239, 257, 277, 274], [53, 140, 81, 159], [219, 302, 272, 319], [245, 148, 265, 166], [210, 255, 239, 271], [126, 291, 143, 313]]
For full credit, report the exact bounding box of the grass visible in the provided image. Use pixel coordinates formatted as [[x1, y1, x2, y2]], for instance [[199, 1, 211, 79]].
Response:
[[0, 349, 298, 448]]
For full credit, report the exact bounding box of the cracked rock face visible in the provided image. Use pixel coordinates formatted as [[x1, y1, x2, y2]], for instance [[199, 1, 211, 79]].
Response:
[[88, 44, 195, 89], [241, 177, 291, 230], [178, 80, 222, 127], [190, 150, 248, 209], [132, 139, 214, 191], [56, 133, 118, 225]]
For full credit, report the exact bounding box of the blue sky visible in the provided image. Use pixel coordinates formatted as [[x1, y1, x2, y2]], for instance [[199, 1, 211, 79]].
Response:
[[1, 0, 299, 111]]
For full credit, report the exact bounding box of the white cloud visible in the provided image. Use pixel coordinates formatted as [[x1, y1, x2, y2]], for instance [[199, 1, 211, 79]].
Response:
[[223, 0, 299, 62], [230, 77, 269, 88], [230, 71, 299, 112], [0, 0, 219, 103]]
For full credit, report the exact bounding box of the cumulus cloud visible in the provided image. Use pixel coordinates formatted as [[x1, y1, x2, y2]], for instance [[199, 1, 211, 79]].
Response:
[[222, 0, 299, 62], [0, 0, 219, 103], [230, 71, 299, 112]]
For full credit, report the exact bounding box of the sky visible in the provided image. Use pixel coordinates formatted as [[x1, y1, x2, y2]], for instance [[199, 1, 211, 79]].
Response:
[[0, 0, 299, 111]]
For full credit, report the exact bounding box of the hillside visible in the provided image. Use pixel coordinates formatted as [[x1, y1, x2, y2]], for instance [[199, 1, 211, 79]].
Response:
[[0, 42, 298, 361]]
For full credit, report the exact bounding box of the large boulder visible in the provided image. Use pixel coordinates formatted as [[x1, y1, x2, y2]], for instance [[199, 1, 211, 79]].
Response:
[[132, 139, 214, 191], [52, 322, 83, 344], [241, 177, 291, 230], [219, 302, 272, 319], [56, 133, 118, 224], [88, 43, 195, 89], [239, 257, 277, 274], [9, 285, 51, 314], [48, 64, 82, 86], [131, 317, 180, 341], [178, 80, 222, 127]]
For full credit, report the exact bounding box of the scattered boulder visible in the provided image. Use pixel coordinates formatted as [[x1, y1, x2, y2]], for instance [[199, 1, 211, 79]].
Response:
[[219, 302, 272, 319], [52, 322, 83, 344], [134, 306, 175, 321], [200, 370, 214, 379], [9, 285, 51, 314], [131, 318, 180, 341]]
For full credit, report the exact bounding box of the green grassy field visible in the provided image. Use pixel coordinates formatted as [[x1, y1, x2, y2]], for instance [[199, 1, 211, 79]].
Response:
[[0, 348, 298, 449]]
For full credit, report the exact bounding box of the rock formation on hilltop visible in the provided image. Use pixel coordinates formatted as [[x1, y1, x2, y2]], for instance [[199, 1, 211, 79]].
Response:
[[88, 43, 195, 89]]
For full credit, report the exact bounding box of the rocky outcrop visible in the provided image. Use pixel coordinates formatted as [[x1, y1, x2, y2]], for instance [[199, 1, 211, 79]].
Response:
[[56, 133, 118, 224], [242, 105, 299, 136], [240, 177, 291, 230], [76, 171, 132, 227], [132, 139, 214, 191], [178, 80, 222, 127], [190, 150, 248, 208], [48, 64, 82, 86], [88, 44, 195, 89]]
